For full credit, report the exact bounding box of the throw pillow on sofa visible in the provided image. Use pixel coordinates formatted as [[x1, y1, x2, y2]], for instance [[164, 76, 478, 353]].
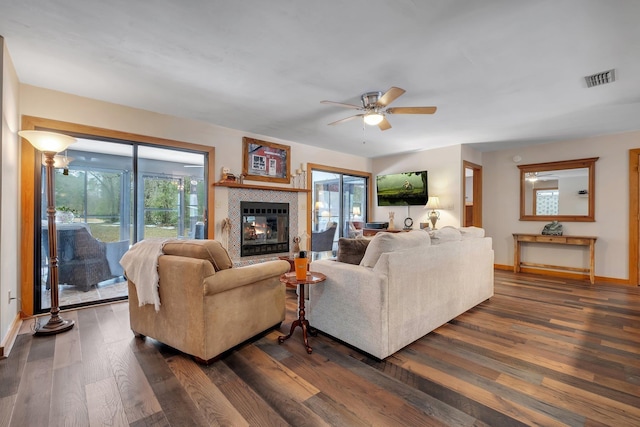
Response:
[[460, 226, 485, 239], [429, 226, 462, 244], [359, 230, 430, 268], [337, 237, 370, 265]]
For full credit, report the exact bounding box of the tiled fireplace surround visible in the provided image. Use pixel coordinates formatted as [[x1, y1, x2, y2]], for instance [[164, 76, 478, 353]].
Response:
[[226, 188, 299, 266]]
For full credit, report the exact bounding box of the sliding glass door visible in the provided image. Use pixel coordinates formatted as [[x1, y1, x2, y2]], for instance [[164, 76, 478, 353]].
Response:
[[310, 168, 369, 255], [137, 146, 206, 241], [36, 138, 207, 312]]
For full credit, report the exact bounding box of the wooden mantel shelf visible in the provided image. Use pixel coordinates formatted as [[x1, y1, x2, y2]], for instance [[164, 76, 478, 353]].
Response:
[[213, 182, 310, 193]]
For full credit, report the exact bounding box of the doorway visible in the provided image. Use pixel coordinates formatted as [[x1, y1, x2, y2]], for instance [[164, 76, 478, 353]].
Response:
[[463, 161, 483, 227]]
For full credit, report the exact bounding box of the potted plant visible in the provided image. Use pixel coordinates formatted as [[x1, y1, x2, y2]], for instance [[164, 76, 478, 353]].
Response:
[[55, 206, 76, 223]]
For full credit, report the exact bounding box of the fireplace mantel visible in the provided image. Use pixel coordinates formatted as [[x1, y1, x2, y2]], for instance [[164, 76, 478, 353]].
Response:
[[214, 182, 310, 193]]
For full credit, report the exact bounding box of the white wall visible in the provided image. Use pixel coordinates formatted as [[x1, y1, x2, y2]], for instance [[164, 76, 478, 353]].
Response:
[[558, 176, 588, 215], [19, 85, 371, 239], [372, 145, 463, 228], [1, 39, 21, 344], [483, 131, 639, 281]]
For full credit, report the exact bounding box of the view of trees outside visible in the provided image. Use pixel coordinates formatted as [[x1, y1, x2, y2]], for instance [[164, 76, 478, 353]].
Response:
[[144, 177, 179, 227], [51, 168, 205, 242], [36, 139, 207, 311], [142, 176, 205, 239]]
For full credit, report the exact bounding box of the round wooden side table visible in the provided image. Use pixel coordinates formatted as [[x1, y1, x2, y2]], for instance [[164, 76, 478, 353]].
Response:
[[278, 271, 326, 354]]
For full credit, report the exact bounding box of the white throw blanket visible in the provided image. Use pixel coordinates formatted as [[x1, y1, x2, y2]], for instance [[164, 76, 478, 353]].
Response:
[[119, 238, 172, 311]]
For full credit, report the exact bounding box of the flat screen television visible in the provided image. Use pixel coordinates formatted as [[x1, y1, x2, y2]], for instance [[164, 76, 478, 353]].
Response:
[[376, 171, 428, 206]]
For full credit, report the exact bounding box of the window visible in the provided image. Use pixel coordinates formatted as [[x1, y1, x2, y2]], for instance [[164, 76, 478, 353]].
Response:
[[535, 188, 559, 215], [308, 164, 371, 255]]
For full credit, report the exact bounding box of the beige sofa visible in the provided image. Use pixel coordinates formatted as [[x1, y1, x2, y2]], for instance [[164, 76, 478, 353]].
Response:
[[126, 240, 290, 363], [308, 227, 494, 359]]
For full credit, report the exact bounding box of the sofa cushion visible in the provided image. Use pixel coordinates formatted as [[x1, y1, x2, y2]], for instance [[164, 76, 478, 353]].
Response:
[[337, 237, 371, 265], [429, 226, 462, 244], [460, 226, 485, 239], [360, 230, 430, 268], [162, 239, 233, 271]]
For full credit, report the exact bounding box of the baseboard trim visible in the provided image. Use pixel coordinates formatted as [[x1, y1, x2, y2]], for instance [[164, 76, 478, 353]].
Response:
[[493, 264, 634, 286], [0, 313, 23, 359]]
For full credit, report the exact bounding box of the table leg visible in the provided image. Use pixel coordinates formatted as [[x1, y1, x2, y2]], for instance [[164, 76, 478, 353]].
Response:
[[589, 240, 595, 284], [278, 283, 314, 354]]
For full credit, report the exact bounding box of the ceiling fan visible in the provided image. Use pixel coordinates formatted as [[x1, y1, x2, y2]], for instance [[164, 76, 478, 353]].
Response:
[[320, 87, 437, 131]]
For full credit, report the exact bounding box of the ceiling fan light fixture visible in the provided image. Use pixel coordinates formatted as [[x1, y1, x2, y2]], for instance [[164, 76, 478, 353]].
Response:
[[363, 112, 384, 125]]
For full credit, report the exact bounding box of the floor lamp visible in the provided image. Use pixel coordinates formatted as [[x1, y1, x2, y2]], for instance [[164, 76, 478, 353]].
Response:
[[19, 130, 77, 336]]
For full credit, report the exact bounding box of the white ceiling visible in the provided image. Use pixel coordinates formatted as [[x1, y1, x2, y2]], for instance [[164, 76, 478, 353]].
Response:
[[2, 0, 640, 158]]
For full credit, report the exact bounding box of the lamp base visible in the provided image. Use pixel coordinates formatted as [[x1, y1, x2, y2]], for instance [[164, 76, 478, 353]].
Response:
[[34, 317, 75, 336], [429, 210, 439, 230]]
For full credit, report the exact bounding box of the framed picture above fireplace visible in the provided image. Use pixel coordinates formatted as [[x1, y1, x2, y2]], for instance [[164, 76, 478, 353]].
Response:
[[242, 137, 291, 183]]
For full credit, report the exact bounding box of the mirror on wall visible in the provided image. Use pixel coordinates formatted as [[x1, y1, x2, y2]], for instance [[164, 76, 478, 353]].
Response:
[[518, 157, 598, 222]]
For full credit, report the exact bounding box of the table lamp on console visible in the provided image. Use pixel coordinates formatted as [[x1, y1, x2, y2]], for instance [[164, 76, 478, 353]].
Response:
[[424, 196, 441, 230]]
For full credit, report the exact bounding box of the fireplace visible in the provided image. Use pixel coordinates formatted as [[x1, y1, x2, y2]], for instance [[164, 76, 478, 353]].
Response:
[[241, 201, 289, 257]]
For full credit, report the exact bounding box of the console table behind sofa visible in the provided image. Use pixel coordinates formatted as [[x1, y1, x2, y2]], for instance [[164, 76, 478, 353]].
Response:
[[513, 233, 597, 284]]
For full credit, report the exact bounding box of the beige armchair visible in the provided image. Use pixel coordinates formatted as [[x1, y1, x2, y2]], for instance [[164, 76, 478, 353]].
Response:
[[126, 239, 290, 363]]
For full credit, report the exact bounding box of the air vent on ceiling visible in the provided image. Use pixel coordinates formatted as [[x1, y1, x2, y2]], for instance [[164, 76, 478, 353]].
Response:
[[584, 69, 616, 88]]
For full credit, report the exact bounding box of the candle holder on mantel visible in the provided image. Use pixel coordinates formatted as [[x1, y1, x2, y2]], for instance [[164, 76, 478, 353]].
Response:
[[299, 170, 306, 189]]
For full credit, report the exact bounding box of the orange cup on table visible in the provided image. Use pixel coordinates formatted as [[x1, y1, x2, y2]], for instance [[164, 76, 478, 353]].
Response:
[[294, 251, 308, 280]]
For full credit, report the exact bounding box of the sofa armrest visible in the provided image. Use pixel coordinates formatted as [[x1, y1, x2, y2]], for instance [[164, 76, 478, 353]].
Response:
[[308, 259, 388, 357], [204, 260, 290, 295]]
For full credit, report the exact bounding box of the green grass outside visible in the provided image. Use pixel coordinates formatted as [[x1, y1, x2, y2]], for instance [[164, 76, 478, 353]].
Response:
[[86, 223, 179, 242]]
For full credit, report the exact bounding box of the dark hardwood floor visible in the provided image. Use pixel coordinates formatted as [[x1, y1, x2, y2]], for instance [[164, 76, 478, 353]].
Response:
[[1, 270, 639, 426]]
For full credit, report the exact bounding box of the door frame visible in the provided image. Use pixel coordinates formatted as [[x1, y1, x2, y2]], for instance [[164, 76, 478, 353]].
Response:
[[462, 161, 483, 227], [629, 148, 640, 285]]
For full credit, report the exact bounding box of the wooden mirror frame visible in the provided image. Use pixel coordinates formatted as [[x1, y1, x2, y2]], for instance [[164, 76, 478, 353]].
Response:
[[518, 157, 598, 222]]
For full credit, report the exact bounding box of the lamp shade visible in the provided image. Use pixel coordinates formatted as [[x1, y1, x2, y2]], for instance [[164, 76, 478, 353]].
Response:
[[424, 196, 441, 210], [19, 130, 76, 153], [363, 112, 384, 125]]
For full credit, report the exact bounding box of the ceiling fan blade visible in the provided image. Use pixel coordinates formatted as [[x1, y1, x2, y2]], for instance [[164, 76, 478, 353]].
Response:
[[376, 87, 406, 107], [378, 116, 392, 131], [328, 114, 364, 126], [320, 100, 362, 110], [386, 106, 437, 114]]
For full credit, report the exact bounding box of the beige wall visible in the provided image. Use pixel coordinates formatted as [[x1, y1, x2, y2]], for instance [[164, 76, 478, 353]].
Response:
[[372, 144, 465, 228], [483, 131, 639, 281], [1, 39, 21, 344]]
